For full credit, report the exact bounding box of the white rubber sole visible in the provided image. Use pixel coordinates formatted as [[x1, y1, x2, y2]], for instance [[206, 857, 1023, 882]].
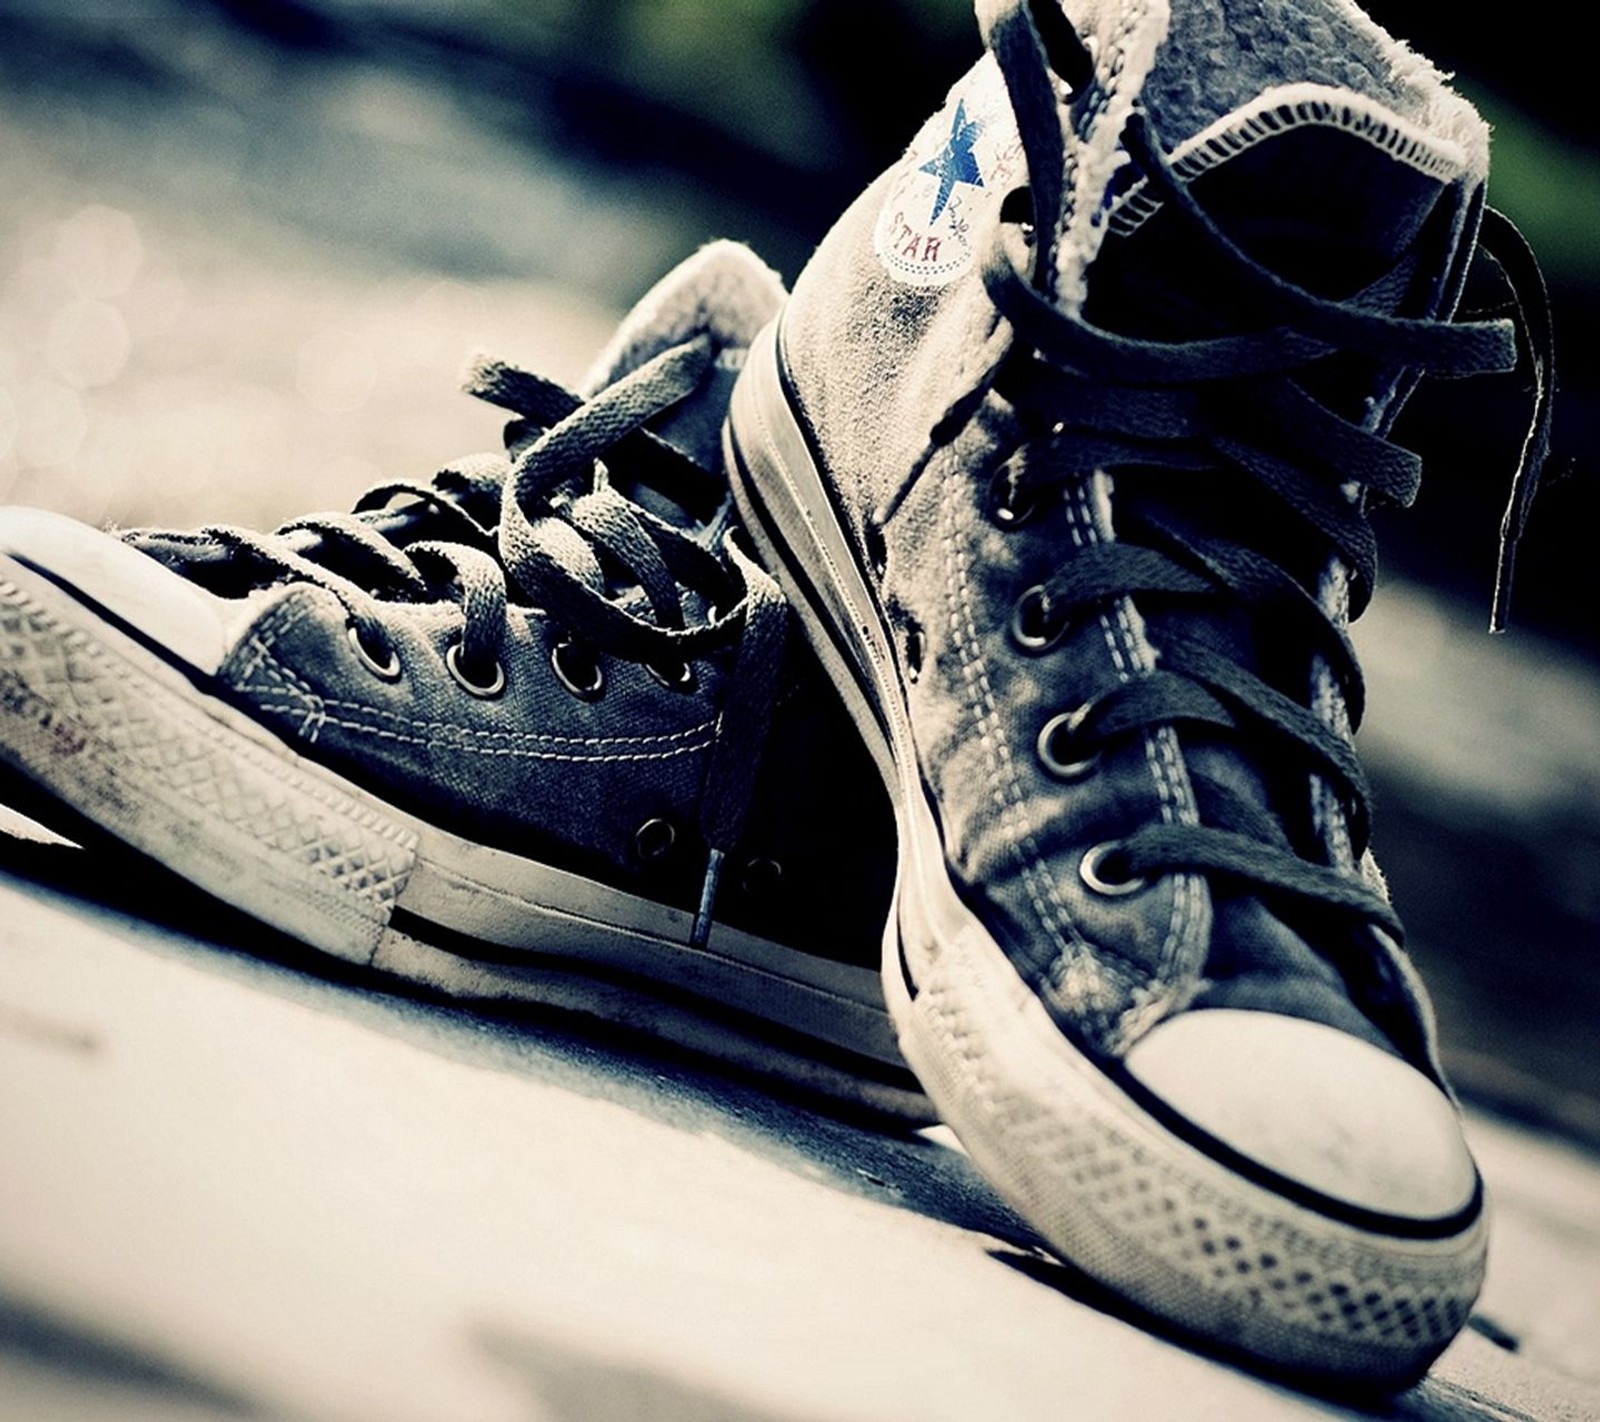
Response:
[[725, 319, 1486, 1385], [0, 553, 929, 1121]]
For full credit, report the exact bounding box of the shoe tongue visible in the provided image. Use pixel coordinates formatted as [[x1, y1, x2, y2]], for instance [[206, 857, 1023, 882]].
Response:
[[1057, 0, 1487, 305], [1083, 117, 1449, 598], [577, 353, 734, 538], [636, 353, 743, 488], [577, 241, 786, 533], [1096, 119, 1452, 328]]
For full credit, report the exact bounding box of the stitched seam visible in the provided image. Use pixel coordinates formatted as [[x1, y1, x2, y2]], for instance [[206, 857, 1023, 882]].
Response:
[[232, 595, 720, 750], [1056, 0, 1164, 306], [942, 440, 1084, 980], [303, 697, 717, 748], [1111, 88, 1473, 241], [241, 653, 327, 743], [1310, 559, 1357, 870], [229, 601, 331, 743], [246, 592, 316, 653], [1061, 483, 1162, 1007], [1064, 478, 1192, 1008], [253, 708, 714, 763]]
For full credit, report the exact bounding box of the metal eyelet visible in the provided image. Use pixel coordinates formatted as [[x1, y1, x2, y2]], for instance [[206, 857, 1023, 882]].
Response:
[[986, 465, 1040, 529], [550, 636, 605, 701], [740, 857, 783, 897], [1036, 704, 1101, 781], [445, 640, 506, 699], [1000, 186, 1035, 231], [347, 622, 401, 682], [1009, 585, 1070, 654], [903, 624, 926, 684], [646, 657, 697, 693], [633, 816, 677, 863], [1080, 842, 1148, 897], [863, 520, 889, 579]]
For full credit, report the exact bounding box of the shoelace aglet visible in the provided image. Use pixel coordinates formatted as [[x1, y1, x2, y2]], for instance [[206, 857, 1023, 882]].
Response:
[[1489, 395, 1553, 635], [690, 847, 725, 950], [1489, 537, 1517, 635], [1478, 206, 1557, 637]]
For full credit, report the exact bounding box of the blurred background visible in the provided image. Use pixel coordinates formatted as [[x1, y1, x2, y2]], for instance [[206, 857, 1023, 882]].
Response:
[[0, 0, 1594, 1143]]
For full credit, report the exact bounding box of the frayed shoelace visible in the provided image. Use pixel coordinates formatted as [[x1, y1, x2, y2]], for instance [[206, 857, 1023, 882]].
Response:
[[125, 334, 787, 948], [878, 0, 1556, 948]]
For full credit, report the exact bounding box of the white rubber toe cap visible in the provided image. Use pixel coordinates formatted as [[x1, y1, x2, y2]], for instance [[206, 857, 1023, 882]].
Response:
[[0, 507, 253, 675], [1124, 1008, 1478, 1222]]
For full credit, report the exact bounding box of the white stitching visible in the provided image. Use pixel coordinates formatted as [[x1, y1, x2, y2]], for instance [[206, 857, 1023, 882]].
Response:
[[942, 435, 1089, 984], [231, 596, 720, 750], [246, 592, 316, 653], [1064, 474, 1200, 1027], [304, 696, 717, 748], [251, 708, 714, 763], [240, 653, 327, 743]]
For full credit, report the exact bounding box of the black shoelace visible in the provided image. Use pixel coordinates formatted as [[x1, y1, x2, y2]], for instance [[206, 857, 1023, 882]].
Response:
[[879, 0, 1556, 945], [127, 335, 787, 948]]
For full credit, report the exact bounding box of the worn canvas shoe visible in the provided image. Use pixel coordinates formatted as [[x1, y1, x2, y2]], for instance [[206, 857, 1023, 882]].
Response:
[[727, 0, 1551, 1385], [0, 242, 926, 1119]]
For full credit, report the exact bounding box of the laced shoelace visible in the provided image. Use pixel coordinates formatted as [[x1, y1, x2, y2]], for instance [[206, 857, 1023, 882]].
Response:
[[126, 335, 788, 949], [882, 0, 1556, 944], [486, 337, 789, 947]]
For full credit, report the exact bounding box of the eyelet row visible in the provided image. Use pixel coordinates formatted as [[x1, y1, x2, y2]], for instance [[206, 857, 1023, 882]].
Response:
[[646, 657, 698, 694], [349, 624, 697, 703], [551, 640, 699, 701], [351, 622, 505, 698], [1034, 699, 1149, 897], [982, 452, 1149, 903], [549, 636, 604, 701], [347, 623, 401, 682], [633, 815, 677, 862]]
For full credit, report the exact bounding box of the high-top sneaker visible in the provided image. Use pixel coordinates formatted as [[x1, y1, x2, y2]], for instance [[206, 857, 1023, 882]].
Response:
[[0, 242, 924, 1119], [726, 0, 1550, 1384]]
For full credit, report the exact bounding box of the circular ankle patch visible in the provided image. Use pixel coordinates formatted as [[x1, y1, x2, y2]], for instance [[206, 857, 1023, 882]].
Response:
[[873, 53, 1022, 288]]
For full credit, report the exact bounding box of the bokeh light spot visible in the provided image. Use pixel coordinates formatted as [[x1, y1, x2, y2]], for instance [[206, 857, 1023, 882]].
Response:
[[47, 299, 132, 388]]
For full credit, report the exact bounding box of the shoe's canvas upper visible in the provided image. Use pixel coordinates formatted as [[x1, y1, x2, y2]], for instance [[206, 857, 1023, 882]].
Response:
[[1041, 0, 1489, 308], [112, 243, 896, 968], [776, 0, 1512, 1063]]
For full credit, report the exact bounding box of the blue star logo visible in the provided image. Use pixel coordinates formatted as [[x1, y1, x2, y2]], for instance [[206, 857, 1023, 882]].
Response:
[[918, 100, 985, 225]]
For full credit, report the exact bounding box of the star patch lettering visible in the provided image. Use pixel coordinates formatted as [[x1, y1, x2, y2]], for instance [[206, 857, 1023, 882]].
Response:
[[874, 54, 1021, 288]]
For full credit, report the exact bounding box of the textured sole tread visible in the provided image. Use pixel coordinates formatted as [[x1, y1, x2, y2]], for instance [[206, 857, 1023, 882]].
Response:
[[725, 320, 1484, 1384], [0, 557, 930, 1121]]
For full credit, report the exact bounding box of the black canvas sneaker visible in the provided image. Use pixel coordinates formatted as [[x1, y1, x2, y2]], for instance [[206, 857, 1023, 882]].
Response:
[[0, 242, 926, 1119], [726, 0, 1553, 1383]]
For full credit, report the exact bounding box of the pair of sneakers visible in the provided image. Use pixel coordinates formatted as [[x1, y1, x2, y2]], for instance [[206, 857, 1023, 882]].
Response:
[[0, 0, 1553, 1390]]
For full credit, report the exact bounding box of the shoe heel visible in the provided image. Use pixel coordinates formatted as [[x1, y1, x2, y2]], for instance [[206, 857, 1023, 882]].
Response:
[[726, 321, 905, 787]]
